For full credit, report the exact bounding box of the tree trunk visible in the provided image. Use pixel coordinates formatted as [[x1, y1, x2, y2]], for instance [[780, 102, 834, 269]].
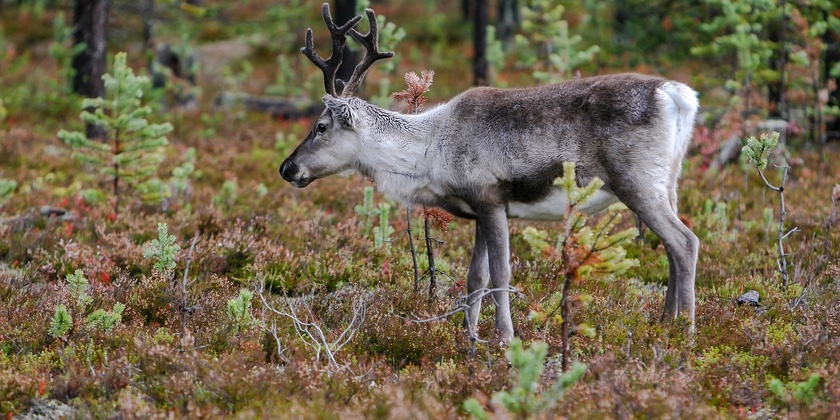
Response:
[[462, 0, 473, 22], [767, 2, 787, 119], [334, 0, 359, 94], [73, 0, 109, 140], [824, 11, 840, 142], [497, 0, 519, 48], [473, 0, 488, 86], [141, 0, 154, 50]]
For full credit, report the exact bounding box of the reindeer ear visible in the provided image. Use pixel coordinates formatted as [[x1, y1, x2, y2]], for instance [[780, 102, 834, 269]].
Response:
[[322, 95, 355, 129]]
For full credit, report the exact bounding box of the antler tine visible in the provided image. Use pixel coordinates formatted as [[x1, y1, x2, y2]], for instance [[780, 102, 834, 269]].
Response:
[[341, 8, 395, 97], [300, 3, 363, 97]]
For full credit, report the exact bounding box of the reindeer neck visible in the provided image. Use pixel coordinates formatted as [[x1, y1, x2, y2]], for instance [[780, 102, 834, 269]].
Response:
[[351, 100, 446, 207]]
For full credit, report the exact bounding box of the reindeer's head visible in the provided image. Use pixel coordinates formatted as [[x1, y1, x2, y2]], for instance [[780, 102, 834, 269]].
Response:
[[280, 3, 393, 188]]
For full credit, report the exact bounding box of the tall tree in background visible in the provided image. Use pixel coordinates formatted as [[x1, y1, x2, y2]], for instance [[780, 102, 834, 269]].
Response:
[[824, 13, 840, 141], [72, 0, 109, 140], [497, 0, 519, 47], [335, 0, 359, 93], [473, 0, 488, 86]]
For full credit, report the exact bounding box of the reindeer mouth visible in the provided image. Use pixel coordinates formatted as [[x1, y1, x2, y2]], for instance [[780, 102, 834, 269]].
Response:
[[280, 160, 312, 188], [289, 178, 311, 188]]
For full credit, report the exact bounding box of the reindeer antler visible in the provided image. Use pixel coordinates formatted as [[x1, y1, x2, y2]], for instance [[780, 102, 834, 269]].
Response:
[[341, 8, 395, 97], [301, 3, 394, 98], [301, 3, 362, 97]]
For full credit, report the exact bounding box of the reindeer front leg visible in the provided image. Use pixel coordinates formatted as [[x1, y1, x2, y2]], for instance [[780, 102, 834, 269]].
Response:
[[475, 205, 514, 342], [465, 223, 489, 338]]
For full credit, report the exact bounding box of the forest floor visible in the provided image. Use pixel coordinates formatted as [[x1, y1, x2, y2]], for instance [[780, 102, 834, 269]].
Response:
[[2, 1, 840, 418]]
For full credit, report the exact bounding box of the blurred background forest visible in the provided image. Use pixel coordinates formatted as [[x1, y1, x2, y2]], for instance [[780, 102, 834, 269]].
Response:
[[1, 0, 840, 418]]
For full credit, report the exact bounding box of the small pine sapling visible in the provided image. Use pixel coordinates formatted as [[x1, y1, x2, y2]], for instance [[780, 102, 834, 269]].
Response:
[[84, 302, 125, 332], [742, 131, 800, 286], [143, 222, 181, 278], [352, 186, 397, 248], [137, 147, 200, 211], [49, 305, 73, 340], [354, 186, 378, 236], [66, 269, 93, 312], [463, 338, 586, 418], [524, 162, 638, 371], [227, 289, 254, 334], [49, 270, 126, 339], [58, 52, 173, 217], [374, 202, 395, 248]]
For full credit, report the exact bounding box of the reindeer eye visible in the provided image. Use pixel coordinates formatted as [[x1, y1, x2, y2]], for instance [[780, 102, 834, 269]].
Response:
[[316, 123, 327, 133]]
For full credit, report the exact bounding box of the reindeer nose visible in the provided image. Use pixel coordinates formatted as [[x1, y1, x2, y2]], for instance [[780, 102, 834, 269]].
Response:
[[280, 160, 299, 182]]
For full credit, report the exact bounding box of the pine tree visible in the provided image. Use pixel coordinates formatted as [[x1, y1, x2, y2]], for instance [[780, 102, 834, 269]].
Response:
[[58, 52, 173, 217]]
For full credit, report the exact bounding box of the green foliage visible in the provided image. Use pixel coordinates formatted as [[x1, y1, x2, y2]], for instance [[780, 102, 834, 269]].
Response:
[[691, 0, 779, 99], [255, 183, 269, 197], [355, 186, 378, 236], [267, 55, 311, 98], [223, 60, 254, 94], [143, 222, 181, 274], [212, 179, 238, 209], [79, 188, 106, 205], [514, 0, 600, 83], [699, 199, 737, 242], [49, 305, 72, 339], [137, 147, 199, 207], [0, 178, 17, 205], [550, 162, 640, 278], [148, 44, 200, 109], [66, 269, 93, 311], [84, 303, 125, 332], [227, 289, 254, 334], [464, 339, 586, 418], [768, 373, 821, 407], [742, 132, 780, 170], [374, 203, 395, 248], [57, 52, 173, 215], [353, 187, 396, 247], [264, 0, 308, 54], [485, 26, 506, 80], [356, 0, 406, 106], [356, 0, 406, 75], [0, 98, 7, 122], [523, 163, 637, 366], [554, 162, 603, 206], [48, 11, 86, 94]]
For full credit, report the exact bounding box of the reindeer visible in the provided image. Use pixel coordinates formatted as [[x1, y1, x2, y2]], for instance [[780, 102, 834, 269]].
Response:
[[280, 3, 700, 341]]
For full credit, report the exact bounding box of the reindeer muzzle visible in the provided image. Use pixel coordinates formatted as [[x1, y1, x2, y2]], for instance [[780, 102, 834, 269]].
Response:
[[280, 160, 310, 188]]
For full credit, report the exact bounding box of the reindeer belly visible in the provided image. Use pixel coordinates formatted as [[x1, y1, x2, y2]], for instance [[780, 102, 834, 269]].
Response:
[[507, 187, 619, 220]]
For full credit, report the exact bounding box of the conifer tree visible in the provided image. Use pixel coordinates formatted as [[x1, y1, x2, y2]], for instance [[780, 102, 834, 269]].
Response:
[[59, 52, 173, 217]]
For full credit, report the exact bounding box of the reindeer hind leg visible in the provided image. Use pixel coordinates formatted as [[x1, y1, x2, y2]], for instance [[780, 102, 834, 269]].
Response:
[[614, 183, 698, 329]]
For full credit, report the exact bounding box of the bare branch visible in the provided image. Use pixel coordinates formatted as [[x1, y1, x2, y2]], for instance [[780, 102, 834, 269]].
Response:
[[396, 286, 522, 343], [257, 286, 367, 371], [756, 168, 782, 192]]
